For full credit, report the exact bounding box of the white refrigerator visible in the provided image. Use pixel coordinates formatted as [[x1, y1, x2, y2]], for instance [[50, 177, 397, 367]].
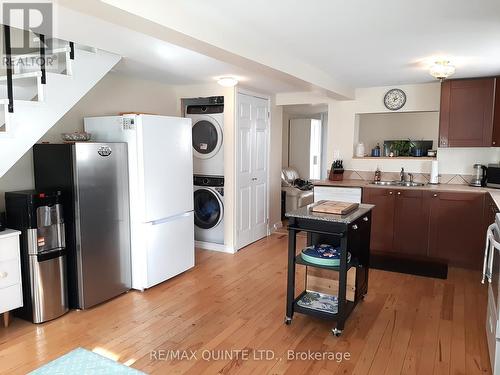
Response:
[[84, 115, 194, 290]]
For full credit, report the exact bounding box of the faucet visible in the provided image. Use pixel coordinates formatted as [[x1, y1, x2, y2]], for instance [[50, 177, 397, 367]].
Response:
[[400, 167, 405, 182]]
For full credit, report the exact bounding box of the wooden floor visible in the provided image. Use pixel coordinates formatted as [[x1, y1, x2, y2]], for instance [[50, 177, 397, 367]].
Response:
[[0, 233, 492, 375]]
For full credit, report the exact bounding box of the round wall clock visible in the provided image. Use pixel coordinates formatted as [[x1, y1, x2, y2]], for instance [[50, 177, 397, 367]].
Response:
[[384, 88, 406, 110]]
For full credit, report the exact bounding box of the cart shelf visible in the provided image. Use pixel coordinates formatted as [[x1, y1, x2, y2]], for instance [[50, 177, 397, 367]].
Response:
[[293, 290, 355, 320], [295, 253, 359, 271]]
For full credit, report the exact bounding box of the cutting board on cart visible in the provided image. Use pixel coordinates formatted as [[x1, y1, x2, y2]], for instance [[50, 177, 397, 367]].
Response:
[[312, 201, 359, 215]]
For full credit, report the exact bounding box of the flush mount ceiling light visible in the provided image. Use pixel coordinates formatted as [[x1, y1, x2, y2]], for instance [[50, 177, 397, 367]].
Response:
[[429, 60, 456, 81], [217, 77, 239, 87]]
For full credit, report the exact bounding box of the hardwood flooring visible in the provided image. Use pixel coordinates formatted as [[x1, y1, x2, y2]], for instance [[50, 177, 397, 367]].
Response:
[[0, 233, 491, 374]]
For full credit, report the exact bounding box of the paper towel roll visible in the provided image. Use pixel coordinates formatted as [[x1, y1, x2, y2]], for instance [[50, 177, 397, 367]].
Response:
[[430, 160, 439, 184]]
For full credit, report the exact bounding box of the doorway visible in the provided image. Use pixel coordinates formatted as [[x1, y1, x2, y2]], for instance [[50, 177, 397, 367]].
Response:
[[283, 104, 328, 180], [280, 104, 328, 225]]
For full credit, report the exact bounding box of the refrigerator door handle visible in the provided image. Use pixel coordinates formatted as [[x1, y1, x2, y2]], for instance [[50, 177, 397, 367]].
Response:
[[150, 211, 193, 226]]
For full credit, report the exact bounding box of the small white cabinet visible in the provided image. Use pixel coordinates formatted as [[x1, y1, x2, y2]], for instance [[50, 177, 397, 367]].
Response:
[[0, 229, 22, 327]]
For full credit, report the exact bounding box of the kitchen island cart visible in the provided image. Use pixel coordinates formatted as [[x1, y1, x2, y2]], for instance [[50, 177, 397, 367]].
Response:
[[285, 202, 374, 336]]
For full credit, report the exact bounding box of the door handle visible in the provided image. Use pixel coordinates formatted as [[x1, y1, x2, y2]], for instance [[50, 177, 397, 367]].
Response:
[[251, 177, 257, 181], [0, 271, 8, 279], [389, 191, 393, 195], [397, 192, 401, 195]]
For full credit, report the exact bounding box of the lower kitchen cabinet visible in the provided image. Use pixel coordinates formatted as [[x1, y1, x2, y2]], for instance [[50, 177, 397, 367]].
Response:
[[393, 189, 429, 256], [484, 192, 499, 228], [363, 187, 486, 269], [363, 187, 429, 257], [362, 187, 395, 253], [427, 191, 485, 267]]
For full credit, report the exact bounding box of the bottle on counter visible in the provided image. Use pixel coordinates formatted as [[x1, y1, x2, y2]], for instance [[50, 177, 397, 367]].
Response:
[[371, 143, 381, 157], [355, 143, 365, 158], [374, 167, 382, 182]]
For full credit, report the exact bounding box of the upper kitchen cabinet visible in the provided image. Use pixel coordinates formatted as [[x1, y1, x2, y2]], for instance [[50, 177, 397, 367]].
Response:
[[439, 77, 496, 147], [492, 78, 500, 146]]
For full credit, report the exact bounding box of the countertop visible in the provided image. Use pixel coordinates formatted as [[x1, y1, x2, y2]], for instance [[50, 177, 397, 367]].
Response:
[[0, 229, 21, 240], [286, 202, 374, 224], [312, 179, 500, 209]]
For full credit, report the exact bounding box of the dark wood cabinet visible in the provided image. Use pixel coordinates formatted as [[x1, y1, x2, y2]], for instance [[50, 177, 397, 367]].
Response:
[[483, 193, 499, 231], [427, 191, 485, 268], [363, 187, 487, 270], [362, 187, 395, 253], [492, 78, 500, 146], [439, 78, 496, 147], [363, 187, 430, 257], [393, 189, 429, 256]]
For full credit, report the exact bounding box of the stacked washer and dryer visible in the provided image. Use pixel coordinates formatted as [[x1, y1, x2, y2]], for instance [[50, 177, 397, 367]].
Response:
[[184, 96, 225, 245]]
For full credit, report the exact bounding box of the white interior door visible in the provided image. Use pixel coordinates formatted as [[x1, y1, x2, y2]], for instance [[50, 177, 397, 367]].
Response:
[[236, 93, 269, 250]]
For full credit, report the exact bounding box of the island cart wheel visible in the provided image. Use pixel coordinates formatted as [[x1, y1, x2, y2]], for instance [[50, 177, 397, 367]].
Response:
[[332, 328, 343, 337]]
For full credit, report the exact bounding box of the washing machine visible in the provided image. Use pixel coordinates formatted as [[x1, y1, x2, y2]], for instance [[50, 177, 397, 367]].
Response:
[[185, 96, 224, 176], [193, 175, 224, 244]]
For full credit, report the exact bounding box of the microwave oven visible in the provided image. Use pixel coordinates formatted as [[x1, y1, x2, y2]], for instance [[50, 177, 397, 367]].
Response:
[[488, 164, 500, 188]]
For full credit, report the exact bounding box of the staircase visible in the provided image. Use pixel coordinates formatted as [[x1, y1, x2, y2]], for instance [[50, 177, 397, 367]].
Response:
[[0, 25, 121, 178]]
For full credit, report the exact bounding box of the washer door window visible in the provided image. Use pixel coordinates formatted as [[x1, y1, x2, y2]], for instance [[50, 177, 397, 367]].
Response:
[[192, 117, 223, 160], [194, 188, 223, 229]]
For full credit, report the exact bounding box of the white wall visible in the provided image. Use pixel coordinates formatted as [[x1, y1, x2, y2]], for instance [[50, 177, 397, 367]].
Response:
[[328, 82, 500, 175], [0, 72, 178, 212]]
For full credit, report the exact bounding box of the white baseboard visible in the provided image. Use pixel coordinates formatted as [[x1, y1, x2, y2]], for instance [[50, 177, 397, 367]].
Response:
[[195, 240, 236, 254]]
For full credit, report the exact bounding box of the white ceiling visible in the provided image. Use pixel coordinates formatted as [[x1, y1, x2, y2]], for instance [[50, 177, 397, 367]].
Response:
[[46, 1, 306, 94], [97, 0, 500, 93]]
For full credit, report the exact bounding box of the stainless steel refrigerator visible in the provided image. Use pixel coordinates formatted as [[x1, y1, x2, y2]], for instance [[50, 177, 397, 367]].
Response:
[[33, 142, 131, 309]]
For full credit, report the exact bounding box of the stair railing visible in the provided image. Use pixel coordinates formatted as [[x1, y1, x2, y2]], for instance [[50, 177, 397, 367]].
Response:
[[38, 33, 46, 84], [2, 24, 77, 113], [3, 25, 13, 113]]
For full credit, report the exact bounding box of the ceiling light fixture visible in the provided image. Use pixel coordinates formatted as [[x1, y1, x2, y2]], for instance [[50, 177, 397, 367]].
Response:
[[429, 60, 456, 81], [217, 77, 239, 87]]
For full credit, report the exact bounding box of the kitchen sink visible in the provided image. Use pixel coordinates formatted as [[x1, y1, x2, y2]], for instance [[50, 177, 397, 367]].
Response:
[[371, 181, 399, 186], [399, 181, 426, 187], [371, 180, 425, 187]]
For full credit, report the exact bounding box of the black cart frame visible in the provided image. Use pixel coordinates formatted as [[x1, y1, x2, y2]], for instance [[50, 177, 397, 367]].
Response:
[[285, 205, 373, 336]]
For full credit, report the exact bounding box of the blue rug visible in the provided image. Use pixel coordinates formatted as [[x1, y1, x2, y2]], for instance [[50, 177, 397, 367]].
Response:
[[29, 348, 146, 375]]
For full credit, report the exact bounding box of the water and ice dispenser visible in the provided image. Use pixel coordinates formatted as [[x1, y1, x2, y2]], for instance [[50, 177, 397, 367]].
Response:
[[5, 190, 69, 323]]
